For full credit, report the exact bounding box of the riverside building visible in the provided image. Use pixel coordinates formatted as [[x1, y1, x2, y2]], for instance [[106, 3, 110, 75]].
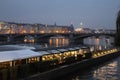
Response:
[[0, 21, 74, 34], [0, 45, 90, 69]]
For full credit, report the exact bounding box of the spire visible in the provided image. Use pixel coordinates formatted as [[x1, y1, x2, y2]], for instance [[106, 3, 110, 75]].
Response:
[[69, 21, 74, 27], [45, 24, 47, 27], [80, 22, 83, 28], [54, 22, 57, 26]]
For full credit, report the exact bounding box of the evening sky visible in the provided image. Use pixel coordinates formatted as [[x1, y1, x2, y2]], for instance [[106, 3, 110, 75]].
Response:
[[0, 0, 120, 29]]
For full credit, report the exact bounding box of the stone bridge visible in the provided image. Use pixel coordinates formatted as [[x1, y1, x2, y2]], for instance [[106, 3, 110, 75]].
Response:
[[0, 33, 115, 44]]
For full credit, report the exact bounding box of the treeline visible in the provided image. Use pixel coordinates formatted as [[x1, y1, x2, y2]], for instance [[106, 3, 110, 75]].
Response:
[[115, 10, 120, 46]]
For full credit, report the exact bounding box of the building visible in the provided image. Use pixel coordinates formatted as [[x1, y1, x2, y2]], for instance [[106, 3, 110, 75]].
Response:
[[75, 27, 93, 33], [0, 45, 90, 69], [0, 21, 11, 34], [0, 21, 74, 34], [75, 22, 93, 33], [94, 29, 116, 34], [35, 23, 74, 34]]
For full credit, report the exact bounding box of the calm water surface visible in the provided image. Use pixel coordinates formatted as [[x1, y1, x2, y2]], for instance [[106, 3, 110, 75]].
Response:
[[18, 35, 120, 80], [59, 36, 120, 80], [84, 36, 114, 50], [59, 57, 120, 80]]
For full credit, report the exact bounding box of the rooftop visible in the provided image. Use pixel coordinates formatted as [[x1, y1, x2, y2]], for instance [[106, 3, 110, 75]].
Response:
[[0, 49, 41, 63], [0, 45, 35, 51], [0, 45, 39, 63]]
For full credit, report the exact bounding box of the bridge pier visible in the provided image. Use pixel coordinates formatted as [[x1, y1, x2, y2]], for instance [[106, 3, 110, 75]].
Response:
[[74, 39, 84, 45], [7, 36, 13, 43], [69, 34, 74, 45], [37, 37, 49, 43], [69, 34, 84, 45]]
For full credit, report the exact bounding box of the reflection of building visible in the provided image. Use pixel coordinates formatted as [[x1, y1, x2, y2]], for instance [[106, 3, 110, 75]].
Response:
[[49, 36, 69, 47], [0, 21, 74, 34]]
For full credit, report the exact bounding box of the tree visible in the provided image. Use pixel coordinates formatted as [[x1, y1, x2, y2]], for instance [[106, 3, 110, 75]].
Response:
[[115, 10, 120, 46]]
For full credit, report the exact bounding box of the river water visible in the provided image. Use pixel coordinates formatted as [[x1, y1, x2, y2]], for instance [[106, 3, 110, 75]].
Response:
[[58, 36, 120, 80], [84, 36, 114, 50], [59, 57, 120, 80], [18, 35, 119, 80]]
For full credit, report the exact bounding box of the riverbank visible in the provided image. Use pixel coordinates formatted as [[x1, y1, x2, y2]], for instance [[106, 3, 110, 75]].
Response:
[[24, 48, 120, 80]]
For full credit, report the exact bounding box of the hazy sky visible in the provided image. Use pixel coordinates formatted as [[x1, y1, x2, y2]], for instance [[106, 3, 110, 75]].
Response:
[[0, 0, 120, 29]]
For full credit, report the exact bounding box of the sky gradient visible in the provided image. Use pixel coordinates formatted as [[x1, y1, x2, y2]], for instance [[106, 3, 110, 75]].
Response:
[[0, 0, 120, 29]]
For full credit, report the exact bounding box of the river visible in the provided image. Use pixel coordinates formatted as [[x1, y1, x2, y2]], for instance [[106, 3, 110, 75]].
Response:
[[48, 35, 114, 49], [59, 56, 120, 80], [15, 35, 120, 80], [58, 36, 120, 80], [84, 36, 114, 50]]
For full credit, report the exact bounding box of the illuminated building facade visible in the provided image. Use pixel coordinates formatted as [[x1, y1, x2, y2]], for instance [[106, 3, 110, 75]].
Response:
[[0, 45, 91, 69], [0, 21, 74, 34], [75, 27, 93, 33], [36, 23, 74, 34]]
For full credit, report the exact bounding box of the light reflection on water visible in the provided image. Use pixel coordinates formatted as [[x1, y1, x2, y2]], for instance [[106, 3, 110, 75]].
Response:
[[93, 61, 118, 80], [59, 36, 119, 80], [60, 57, 120, 80], [84, 36, 114, 50], [49, 36, 69, 47]]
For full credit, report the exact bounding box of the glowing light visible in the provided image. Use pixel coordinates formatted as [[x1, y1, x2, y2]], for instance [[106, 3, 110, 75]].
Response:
[[75, 28, 83, 31], [31, 39, 35, 43], [80, 22, 83, 25], [49, 39, 52, 46], [22, 30, 27, 34], [40, 30, 45, 34], [56, 38, 59, 47], [62, 31, 65, 33], [30, 30, 35, 33], [56, 30, 59, 33], [24, 39, 27, 43], [0, 26, 1, 30]]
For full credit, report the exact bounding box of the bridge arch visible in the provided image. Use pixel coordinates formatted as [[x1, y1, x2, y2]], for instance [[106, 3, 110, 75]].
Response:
[[74, 33, 115, 40]]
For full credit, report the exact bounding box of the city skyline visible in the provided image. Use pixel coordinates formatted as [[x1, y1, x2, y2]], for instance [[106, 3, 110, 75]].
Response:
[[0, 0, 120, 29]]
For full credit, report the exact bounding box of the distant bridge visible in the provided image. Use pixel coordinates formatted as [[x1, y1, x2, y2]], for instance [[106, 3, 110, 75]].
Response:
[[0, 33, 116, 44], [74, 33, 115, 39]]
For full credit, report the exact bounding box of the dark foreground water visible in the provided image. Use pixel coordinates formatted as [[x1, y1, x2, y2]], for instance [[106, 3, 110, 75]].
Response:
[[59, 56, 120, 80]]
